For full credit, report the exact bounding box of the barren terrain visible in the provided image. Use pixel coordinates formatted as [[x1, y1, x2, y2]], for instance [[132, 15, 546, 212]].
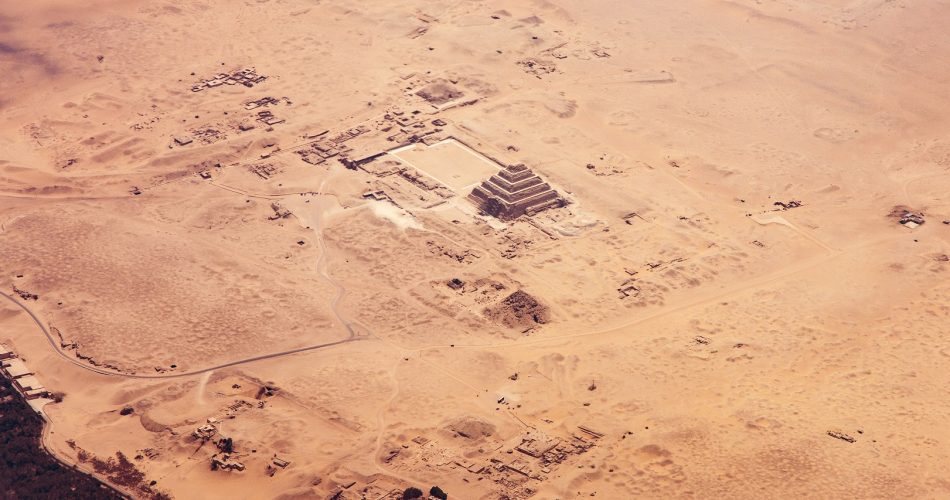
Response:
[[1, 0, 949, 498]]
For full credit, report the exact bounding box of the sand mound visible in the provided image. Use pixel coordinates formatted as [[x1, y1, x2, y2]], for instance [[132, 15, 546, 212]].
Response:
[[445, 416, 495, 440]]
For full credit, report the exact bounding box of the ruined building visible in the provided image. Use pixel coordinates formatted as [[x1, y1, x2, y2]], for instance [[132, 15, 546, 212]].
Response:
[[468, 164, 564, 220]]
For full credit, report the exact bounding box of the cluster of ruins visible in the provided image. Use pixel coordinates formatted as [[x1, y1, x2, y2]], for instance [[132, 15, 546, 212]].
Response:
[[362, 161, 454, 207], [481, 427, 601, 495], [294, 126, 372, 166], [191, 68, 267, 92], [185, 389, 287, 477], [375, 111, 445, 148], [388, 425, 602, 498], [294, 103, 448, 170], [468, 163, 565, 221]]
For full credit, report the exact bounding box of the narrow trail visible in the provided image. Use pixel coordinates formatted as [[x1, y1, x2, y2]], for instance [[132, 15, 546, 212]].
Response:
[[0, 185, 361, 380], [0, 289, 361, 380], [196, 370, 213, 405], [371, 358, 418, 484], [1, 229, 895, 381]]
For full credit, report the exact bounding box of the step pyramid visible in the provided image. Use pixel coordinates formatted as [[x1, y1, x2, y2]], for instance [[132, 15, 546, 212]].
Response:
[[468, 163, 564, 220]]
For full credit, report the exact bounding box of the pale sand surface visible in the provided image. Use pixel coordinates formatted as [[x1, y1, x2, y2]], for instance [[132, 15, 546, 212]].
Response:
[[1, 0, 949, 498]]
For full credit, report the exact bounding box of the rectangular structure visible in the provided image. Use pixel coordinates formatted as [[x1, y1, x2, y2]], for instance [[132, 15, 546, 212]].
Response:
[[390, 139, 500, 191], [1, 358, 32, 379]]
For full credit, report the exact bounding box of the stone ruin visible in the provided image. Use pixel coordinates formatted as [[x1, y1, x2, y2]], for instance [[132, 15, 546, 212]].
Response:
[[484, 290, 550, 330], [468, 163, 564, 221]]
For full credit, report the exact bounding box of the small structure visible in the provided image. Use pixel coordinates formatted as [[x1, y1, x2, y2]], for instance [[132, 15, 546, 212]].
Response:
[[468, 164, 564, 220], [13, 375, 45, 398], [827, 430, 856, 443], [211, 454, 245, 472], [24, 388, 50, 400], [173, 136, 193, 146], [515, 431, 560, 458], [1, 358, 33, 379], [256, 110, 284, 126], [0, 344, 14, 360], [193, 423, 217, 441], [244, 96, 279, 110], [362, 190, 389, 201], [577, 425, 605, 439], [617, 278, 640, 299]]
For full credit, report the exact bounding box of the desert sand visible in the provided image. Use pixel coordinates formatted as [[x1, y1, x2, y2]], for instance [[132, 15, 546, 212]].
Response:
[[1, 0, 949, 498]]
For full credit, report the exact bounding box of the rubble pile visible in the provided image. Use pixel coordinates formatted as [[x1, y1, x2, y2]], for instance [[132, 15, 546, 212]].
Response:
[[12, 285, 38, 301], [484, 290, 550, 329], [889, 206, 926, 228]]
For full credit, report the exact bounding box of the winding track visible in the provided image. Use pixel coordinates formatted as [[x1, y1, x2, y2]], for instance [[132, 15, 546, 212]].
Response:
[[2, 219, 877, 380], [0, 291, 359, 380], [0, 191, 361, 380]]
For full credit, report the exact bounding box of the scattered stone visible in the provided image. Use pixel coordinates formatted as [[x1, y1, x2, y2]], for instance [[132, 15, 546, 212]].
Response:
[[12, 285, 38, 301], [773, 200, 802, 210], [827, 430, 856, 443]]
